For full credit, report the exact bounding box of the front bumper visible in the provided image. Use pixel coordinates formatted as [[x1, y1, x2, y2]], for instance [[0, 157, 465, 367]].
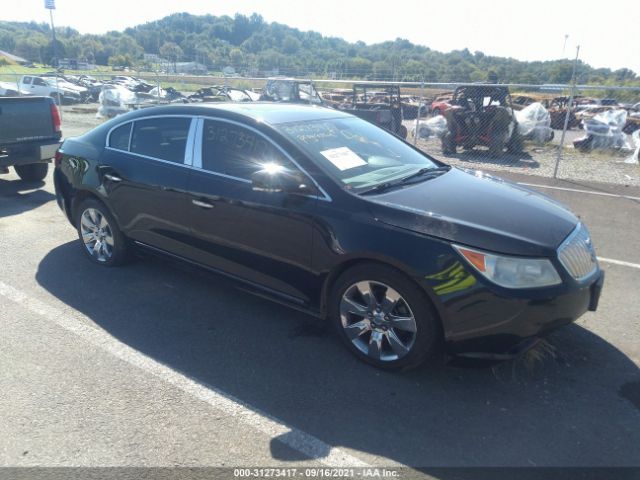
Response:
[[441, 269, 604, 356]]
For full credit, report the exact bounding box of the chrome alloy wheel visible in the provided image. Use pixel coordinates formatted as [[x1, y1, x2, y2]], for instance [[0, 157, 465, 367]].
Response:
[[80, 208, 114, 262], [340, 281, 417, 362]]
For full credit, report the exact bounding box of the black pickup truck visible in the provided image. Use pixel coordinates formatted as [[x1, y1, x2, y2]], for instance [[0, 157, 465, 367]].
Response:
[[0, 96, 62, 182]]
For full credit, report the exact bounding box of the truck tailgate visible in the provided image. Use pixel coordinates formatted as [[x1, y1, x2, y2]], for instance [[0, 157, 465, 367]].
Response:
[[0, 96, 57, 145]]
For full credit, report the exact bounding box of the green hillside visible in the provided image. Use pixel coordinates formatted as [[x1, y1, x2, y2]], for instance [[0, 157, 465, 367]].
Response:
[[0, 12, 637, 88]]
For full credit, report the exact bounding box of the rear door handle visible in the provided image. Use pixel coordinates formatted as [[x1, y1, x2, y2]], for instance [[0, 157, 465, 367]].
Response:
[[192, 199, 214, 209], [104, 173, 122, 182]]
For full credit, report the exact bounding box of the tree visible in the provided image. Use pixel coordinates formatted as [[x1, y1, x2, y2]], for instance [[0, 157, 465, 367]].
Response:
[[347, 57, 373, 78], [159, 41, 182, 72], [229, 48, 244, 71], [108, 54, 133, 67], [282, 35, 301, 55]]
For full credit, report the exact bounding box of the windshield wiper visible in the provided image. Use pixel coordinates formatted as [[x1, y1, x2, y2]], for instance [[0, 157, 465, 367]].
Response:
[[359, 166, 451, 195], [398, 166, 451, 184]]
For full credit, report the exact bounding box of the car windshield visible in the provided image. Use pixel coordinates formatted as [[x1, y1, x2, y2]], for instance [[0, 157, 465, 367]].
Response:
[[277, 117, 440, 192]]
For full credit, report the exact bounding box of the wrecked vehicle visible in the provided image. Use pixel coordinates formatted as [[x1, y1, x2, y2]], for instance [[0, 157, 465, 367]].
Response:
[[260, 78, 323, 104], [401, 95, 428, 120], [189, 86, 258, 103], [441, 85, 523, 156], [320, 88, 353, 108], [97, 84, 139, 118], [573, 109, 630, 152], [19, 75, 86, 105], [65, 75, 104, 102], [543, 96, 581, 130], [430, 92, 454, 116], [340, 84, 407, 139]]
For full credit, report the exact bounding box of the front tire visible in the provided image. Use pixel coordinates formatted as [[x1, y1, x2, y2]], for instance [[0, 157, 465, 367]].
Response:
[[329, 264, 442, 370], [75, 198, 128, 266], [14, 163, 48, 182]]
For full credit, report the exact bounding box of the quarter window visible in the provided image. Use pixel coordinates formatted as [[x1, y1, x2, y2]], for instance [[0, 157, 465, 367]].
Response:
[[130, 117, 191, 163], [201, 120, 295, 179], [108, 123, 132, 151]]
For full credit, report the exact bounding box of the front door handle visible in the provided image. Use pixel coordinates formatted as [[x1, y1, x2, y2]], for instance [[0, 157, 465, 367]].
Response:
[[104, 173, 122, 182], [192, 199, 214, 209]]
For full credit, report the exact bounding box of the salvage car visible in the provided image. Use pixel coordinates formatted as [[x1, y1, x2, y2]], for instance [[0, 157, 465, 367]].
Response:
[[19, 75, 85, 104], [260, 78, 323, 104], [189, 85, 258, 103], [54, 103, 604, 370]]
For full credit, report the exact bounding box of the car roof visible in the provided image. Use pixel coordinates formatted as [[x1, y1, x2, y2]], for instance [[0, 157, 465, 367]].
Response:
[[121, 102, 351, 125]]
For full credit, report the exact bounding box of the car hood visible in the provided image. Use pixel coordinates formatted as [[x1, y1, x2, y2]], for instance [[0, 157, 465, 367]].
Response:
[[366, 168, 578, 256]]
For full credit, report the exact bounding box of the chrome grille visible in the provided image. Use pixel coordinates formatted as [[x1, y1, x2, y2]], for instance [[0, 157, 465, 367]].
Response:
[[558, 224, 598, 280]]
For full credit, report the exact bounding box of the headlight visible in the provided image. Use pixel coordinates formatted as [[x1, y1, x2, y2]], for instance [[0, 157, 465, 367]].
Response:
[[453, 245, 562, 289]]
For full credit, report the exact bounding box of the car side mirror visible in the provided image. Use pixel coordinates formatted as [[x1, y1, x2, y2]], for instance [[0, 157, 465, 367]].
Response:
[[251, 165, 313, 195]]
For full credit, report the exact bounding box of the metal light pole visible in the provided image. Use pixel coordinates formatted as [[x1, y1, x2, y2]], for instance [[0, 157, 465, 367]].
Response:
[[45, 0, 63, 116], [553, 45, 580, 179]]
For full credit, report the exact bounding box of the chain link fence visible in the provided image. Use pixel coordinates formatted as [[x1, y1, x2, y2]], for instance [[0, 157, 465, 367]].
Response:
[[2, 66, 639, 186]]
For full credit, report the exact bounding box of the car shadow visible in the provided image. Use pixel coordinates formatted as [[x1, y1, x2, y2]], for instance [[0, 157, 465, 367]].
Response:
[[0, 178, 55, 218], [36, 242, 640, 468]]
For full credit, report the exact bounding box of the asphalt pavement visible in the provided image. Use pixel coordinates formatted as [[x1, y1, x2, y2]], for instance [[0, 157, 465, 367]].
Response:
[[1, 159, 639, 474]]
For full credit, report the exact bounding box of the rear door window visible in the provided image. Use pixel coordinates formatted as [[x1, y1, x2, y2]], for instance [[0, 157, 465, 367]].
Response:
[[22, 77, 32, 84], [108, 123, 132, 151], [130, 117, 191, 163]]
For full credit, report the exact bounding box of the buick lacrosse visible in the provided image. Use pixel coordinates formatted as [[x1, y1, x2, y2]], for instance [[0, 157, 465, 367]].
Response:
[[54, 103, 604, 370]]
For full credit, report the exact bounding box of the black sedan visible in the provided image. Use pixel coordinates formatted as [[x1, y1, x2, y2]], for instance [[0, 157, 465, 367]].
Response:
[[54, 103, 604, 370]]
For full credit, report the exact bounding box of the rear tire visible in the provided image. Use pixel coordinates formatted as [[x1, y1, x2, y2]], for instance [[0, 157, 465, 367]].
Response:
[[75, 198, 129, 267], [329, 263, 442, 371], [14, 163, 48, 182]]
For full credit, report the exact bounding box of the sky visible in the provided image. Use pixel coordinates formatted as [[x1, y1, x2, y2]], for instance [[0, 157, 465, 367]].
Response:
[[6, 0, 640, 74]]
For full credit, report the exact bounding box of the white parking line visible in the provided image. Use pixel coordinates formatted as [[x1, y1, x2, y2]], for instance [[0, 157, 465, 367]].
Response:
[[0, 280, 370, 468], [598, 257, 640, 270], [518, 182, 640, 201]]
